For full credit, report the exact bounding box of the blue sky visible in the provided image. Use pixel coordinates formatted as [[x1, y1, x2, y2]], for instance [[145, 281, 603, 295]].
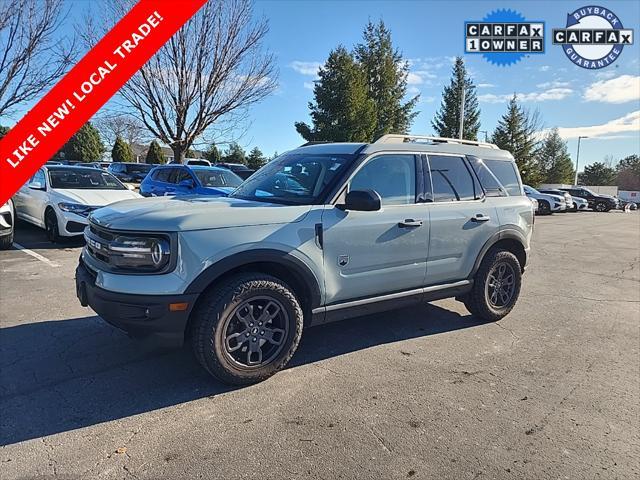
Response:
[[9, 1, 640, 168]]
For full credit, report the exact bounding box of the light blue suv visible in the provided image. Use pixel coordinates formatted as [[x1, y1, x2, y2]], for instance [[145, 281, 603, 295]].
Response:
[[76, 135, 533, 385]]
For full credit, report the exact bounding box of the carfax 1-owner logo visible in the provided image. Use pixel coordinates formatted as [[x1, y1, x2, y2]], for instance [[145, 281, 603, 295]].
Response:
[[553, 5, 634, 69], [465, 9, 545, 66]]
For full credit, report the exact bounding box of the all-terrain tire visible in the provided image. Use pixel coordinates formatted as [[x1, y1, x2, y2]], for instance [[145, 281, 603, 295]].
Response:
[[191, 273, 304, 385], [464, 248, 522, 322], [0, 231, 13, 250]]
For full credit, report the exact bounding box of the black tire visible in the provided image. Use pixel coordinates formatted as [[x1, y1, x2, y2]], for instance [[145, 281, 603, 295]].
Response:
[[191, 273, 303, 385], [0, 231, 12, 250], [538, 200, 551, 215], [464, 248, 522, 322], [571, 202, 578, 212], [45, 209, 61, 243], [595, 201, 608, 212]]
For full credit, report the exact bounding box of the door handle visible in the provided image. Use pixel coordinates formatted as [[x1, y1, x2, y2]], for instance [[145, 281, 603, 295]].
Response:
[[471, 214, 491, 222], [398, 219, 423, 228]]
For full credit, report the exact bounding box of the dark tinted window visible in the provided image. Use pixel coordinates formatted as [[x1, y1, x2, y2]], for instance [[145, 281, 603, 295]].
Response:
[[349, 154, 416, 206], [125, 164, 153, 173], [483, 159, 521, 196], [428, 155, 475, 202], [193, 169, 243, 187], [174, 169, 193, 183], [152, 168, 173, 182]]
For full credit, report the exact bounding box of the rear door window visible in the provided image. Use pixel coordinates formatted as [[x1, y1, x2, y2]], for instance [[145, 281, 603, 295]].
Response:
[[153, 168, 173, 183], [427, 155, 476, 202]]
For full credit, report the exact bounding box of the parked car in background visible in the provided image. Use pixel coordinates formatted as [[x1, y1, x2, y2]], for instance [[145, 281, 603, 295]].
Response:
[[13, 166, 140, 242], [75, 162, 102, 169], [559, 186, 618, 212], [529, 197, 539, 214], [76, 134, 533, 385], [0, 200, 14, 249], [186, 159, 212, 167], [140, 165, 243, 197], [107, 162, 154, 183], [215, 162, 255, 180], [538, 189, 574, 211], [523, 185, 566, 215]]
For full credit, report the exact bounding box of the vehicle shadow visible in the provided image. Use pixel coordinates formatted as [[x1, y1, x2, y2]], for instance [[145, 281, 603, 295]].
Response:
[[13, 219, 85, 249], [0, 303, 484, 446]]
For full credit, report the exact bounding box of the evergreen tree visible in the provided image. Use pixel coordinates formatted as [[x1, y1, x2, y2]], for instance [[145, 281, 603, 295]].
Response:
[[432, 57, 480, 140], [491, 95, 540, 185], [145, 140, 166, 164], [295, 46, 376, 142], [111, 135, 134, 163], [247, 147, 267, 170], [616, 154, 640, 190], [62, 122, 105, 162], [0, 126, 8, 140], [222, 142, 247, 164], [579, 162, 616, 185], [354, 20, 418, 138], [205, 143, 222, 163], [536, 128, 574, 184]]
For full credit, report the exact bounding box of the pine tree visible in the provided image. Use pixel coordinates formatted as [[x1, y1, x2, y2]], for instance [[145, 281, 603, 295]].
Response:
[[295, 46, 376, 142], [62, 122, 105, 162], [579, 162, 616, 185], [432, 57, 480, 140], [247, 147, 266, 170], [0, 126, 8, 140], [536, 128, 574, 184], [616, 154, 640, 190], [111, 135, 134, 163], [354, 20, 418, 138], [491, 95, 540, 185], [205, 143, 222, 163], [222, 142, 247, 164], [145, 140, 166, 164]]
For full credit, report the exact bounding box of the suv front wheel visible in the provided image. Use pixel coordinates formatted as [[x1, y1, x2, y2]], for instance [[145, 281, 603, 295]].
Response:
[[463, 248, 522, 321], [191, 273, 303, 385]]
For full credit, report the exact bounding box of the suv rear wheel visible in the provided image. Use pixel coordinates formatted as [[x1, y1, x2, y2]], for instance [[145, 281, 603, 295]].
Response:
[[464, 248, 522, 321], [594, 201, 608, 212], [191, 273, 303, 385], [538, 200, 551, 215]]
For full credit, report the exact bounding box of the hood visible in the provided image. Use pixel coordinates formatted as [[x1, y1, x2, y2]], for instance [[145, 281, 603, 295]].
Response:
[[201, 186, 234, 196], [90, 195, 312, 232], [53, 188, 140, 206]]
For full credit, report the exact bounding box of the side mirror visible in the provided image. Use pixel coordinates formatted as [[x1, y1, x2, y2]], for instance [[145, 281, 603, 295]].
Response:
[[29, 181, 45, 190], [342, 189, 381, 211], [179, 179, 195, 188]]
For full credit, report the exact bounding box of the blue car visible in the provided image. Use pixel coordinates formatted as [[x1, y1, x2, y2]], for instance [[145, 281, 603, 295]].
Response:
[[140, 165, 243, 197]]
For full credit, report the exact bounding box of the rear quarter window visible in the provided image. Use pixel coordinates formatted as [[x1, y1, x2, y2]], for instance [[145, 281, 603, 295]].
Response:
[[482, 159, 522, 196]]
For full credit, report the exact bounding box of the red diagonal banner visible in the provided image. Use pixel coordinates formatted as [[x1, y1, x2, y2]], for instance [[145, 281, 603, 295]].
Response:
[[0, 0, 208, 206]]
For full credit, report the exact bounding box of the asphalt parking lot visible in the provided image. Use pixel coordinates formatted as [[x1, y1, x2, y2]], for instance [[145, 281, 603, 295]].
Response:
[[1, 212, 639, 480]]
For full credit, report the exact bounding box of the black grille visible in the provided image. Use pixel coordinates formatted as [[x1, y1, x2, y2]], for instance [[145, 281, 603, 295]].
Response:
[[66, 221, 86, 233], [90, 223, 116, 241]]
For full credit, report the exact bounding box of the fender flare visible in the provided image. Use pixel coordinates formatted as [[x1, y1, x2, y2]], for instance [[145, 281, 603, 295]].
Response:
[[470, 229, 528, 277], [184, 248, 322, 309]]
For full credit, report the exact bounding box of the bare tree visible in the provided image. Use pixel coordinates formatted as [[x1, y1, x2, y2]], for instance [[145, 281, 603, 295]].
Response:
[[0, 0, 75, 119], [89, 0, 277, 163], [94, 112, 149, 147]]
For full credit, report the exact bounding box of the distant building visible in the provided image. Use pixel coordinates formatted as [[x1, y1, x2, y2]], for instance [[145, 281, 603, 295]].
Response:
[[129, 143, 206, 163]]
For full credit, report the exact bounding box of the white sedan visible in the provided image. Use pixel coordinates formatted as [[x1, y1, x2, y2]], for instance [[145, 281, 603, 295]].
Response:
[[13, 165, 140, 242]]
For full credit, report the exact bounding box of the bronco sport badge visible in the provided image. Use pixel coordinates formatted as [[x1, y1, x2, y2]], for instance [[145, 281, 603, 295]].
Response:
[[553, 6, 634, 69]]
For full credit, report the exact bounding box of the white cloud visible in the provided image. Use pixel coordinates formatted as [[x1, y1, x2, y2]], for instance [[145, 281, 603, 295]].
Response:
[[479, 87, 573, 103], [477, 83, 495, 88], [303, 81, 315, 90], [536, 80, 571, 89], [583, 75, 640, 104], [539, 65, 550, 72], [550, 110, 640, 139], [407, 72, 424, 85], [407, 86, 421, 95], [290, 61, 321, 76]]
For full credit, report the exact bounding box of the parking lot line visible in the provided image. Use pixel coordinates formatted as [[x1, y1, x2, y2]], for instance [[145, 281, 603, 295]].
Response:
[[12, 242, 61, 268]]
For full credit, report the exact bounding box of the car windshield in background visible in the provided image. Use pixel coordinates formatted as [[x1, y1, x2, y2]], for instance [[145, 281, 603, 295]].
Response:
[[229, 153, 352, 204], [193, 169, 243, 188], [49, 168, 126, 190], [127, 164, 153, 173]]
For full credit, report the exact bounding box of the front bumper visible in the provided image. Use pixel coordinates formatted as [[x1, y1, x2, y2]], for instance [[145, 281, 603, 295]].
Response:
[[75, 259, 198, 346]]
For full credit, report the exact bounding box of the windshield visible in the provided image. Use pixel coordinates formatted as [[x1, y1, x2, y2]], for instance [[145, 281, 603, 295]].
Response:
[[49, 168, 126, 190], [193, 169, 243, 188], [523, 185, 539, 194], [127, 164, 153, 173], [580, 187, 595, 195], [230, 153, 353, 204]]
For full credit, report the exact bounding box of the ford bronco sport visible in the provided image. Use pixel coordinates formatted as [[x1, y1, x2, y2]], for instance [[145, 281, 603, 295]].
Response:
[[76, 135, 533, 385]]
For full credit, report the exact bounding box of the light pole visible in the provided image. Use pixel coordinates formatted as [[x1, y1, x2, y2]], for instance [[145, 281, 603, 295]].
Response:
[[574, 136, 588, 185], [479, 130, 488, 142], [459, 88, 466, 140]]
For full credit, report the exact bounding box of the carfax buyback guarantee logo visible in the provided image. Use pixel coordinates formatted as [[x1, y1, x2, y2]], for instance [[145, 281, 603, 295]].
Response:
[[553, 6, 634, 69], [465, 9, 545, 66]]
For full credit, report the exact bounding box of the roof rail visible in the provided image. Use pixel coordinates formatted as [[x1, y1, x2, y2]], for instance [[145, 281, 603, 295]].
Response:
[[299, 141, 332, 147], [374, 134, 499, 149]]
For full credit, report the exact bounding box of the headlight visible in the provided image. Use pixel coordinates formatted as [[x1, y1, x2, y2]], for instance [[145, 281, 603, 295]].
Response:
[[108, 235, 171, 271], [58, 202, 96, 217]]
